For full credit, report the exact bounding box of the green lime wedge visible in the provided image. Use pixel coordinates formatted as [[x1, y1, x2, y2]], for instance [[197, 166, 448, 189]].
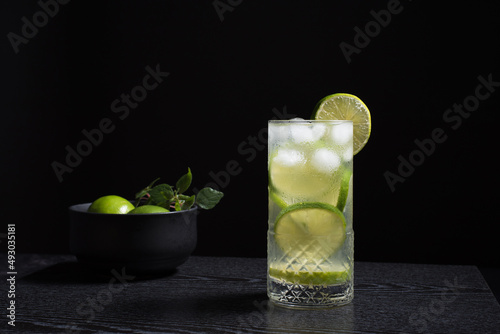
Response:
[[312, 93, 371, 155], [269, 264, 351, 286], [274, 202, 346, 259]]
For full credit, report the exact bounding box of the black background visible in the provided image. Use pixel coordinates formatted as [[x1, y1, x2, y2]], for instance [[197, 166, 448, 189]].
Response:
[[2, 0, 499, 268]]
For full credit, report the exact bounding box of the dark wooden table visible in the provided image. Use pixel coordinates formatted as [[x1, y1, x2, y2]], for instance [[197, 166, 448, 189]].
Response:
[[1, 254, 499, 333]]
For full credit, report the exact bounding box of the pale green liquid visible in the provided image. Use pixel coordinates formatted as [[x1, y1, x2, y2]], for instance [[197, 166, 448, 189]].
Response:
[[267, 121, 354, 308]]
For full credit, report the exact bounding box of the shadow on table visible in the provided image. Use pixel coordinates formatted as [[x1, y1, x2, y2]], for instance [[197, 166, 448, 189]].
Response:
[[116, 292, 354, 332], [21, 261, 177, 284], [112, 291, 270, 329]]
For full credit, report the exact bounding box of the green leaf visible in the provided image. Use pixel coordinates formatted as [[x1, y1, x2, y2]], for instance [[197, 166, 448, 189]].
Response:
[[174, 200, 182, 211], [144, 197, 153, 206], [182, 195, 196, 210], [134, 178, 161, 207], [135, 189, 147, 199], [149, 184, 174, 206], [147, 177, 161, 188], [178, 194, 191, 201], [176, 168, 192, 194], [195, 187, 224, 210], [134, 189, 149, 207]]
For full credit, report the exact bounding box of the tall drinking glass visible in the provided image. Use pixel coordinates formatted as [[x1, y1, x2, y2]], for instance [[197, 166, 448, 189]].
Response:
[[267, 119, 354, 308]]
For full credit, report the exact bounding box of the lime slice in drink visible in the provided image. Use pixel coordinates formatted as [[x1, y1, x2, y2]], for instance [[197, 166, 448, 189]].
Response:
[[335, 168, 352, 212], [269, 263, 351, 286], [268, 145, 341, 206], [312, 93, 371, 155], [274, 202, 346, 259], [269, 188, 288, 209]]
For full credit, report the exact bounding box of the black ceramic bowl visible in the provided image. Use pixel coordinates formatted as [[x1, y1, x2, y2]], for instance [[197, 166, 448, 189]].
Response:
[[69, 203, 198, 276]]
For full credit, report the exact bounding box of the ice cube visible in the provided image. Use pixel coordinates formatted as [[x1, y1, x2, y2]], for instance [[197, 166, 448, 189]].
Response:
[[342, 146, 353, 162], [311, 123, 326, 140], [274, 149, 304, 166], [290, 124, 314, 143], [269, 124, 290, 143], [312, 148, 341, 172], [331, 122, 353, 145]]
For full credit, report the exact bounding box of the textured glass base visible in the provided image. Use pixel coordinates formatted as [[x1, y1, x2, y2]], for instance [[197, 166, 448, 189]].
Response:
[[268, 276, 353, 309]]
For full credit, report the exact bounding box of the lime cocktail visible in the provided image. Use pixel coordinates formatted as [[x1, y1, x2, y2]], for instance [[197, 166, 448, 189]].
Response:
[[267, 119, 354, 308]]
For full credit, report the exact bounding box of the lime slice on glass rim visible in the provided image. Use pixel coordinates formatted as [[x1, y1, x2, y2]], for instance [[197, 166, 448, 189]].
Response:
[[312, 93, 371, 155], [274, 202, 346, 259]]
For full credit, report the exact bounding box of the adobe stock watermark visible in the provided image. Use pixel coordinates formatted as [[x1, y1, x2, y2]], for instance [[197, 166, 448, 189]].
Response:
[[62, 267, 135, 334], [384, 73, 499, 192], [177, 105, 295, 226], [184, 106, 295, 224], [404, 276, 464, 333], [191, 106, 296, 194], [234, 298, 310, 333], [235, 299, 273, 333], [7, 0, 71, 54], [339, 0, 413, 64], [212, 0, 243, 22], [51, 64, 169, 183]]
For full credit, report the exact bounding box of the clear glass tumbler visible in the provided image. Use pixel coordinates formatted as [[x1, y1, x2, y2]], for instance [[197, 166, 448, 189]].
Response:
[[267, 119, 354, 308]]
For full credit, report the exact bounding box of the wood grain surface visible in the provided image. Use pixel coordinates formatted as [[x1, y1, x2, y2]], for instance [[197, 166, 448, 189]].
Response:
[[1, 254, 499, 333]]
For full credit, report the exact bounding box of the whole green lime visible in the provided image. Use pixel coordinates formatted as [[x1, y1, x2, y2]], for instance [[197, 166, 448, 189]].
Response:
[[128, 205, 169, 214], [87, 195, 135, 214]]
